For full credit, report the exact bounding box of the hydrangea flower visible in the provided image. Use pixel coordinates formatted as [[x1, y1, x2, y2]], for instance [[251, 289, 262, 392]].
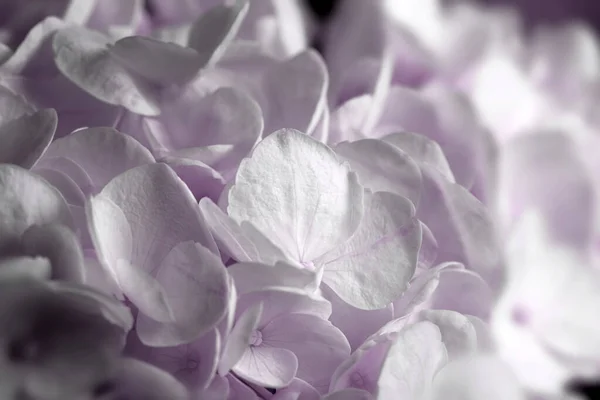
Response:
[[1, 0, 600, 399]]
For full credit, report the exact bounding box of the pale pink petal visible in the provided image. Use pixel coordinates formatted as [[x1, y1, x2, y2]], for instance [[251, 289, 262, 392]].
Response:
[[43, 127, 154, 192], [188, 0, 249, 67], [328, 95, 373, 144], [393, 262, 462, 318], [259, 50, 328, 136], [233, 346, 298, 389], [430, 268, 494, 320], [218, 301, 263, 376], [261, 313, 351, 392], [227, 262, 318, 296], [377, 321, 448, 399], [114, 259, 174, 323], [238, 287, 332, 325], [335, 138, 422, 206], [200, 197, 289, 264], [227, 374, 261, 400], [88, 163, 217, 276], [110, 36, 203, 85], [53, 26, 160, 116], [419, 310, 478, 361], [374, 86, 441, 140], [136, 242, 230, 346], [322, 285, 393, 352], [324, 0, 389, 107], [383, 131, 455, 183], [113, 358, 189, 400], [165, 157, 225, 202], [34, 167, 86, 206], [323, 389, 374, 400], [34, 156, 94, 195], [1, 17, 65, 74], [151, 87, 262, 177], [272, 378, 319, 400], [417, 167, 500, 285]]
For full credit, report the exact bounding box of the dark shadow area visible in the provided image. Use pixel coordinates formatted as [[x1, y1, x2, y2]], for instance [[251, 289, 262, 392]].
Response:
[[305, 0, 339, 21], [569, 379, 600, 400]]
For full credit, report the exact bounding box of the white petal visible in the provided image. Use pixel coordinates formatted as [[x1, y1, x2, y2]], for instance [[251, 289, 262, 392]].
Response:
[[228, 129, 364, 262]]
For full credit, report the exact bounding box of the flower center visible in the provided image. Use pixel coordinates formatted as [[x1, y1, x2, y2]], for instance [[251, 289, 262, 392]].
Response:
[[511, 305, 530, 326], [186, 358, 199, 370], [301, 260, 315, 270], [350, 371, 367, 389], [249, 330, 263, 347]]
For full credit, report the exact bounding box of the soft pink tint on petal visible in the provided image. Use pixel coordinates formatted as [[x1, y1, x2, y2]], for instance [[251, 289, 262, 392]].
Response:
[[393, 262, 462, 319], [233, 346, 298, 389], [109, 36, 203, 85], [261, 313, 350, 393], [324, 0, 389, 107], [322, 284, 393, 352], [429, 268, 494, 320], [259, 50, 327, 136], [89, 163, 217, 276], [228, 262, 318, 296], [498, 131, 595, 249], [239, 288, 331, 325], [114, 258, 174, 323], [164, 157, 225, 201], [218, 301, 263, 376], [200, 197, 289, 264], [335, 138, 422, 206], [34, 167, 86, 207], [151, 87, 262, 177], [419, 310, 478, 361], [377, 321, 448, 399], [323, 389, 374, 400], [188, 0, 250, 67], [271, 378, 319, 400], [113, 358, 189, 400], [227, 374, 261, 400], [328, 95, 373, 144], [329, 337, 390, 394], [383, 131, 455, 184], [52, 26, 160, 116], [136, 242, 229, 346], [43, 127, 154, 193], [417, 167, 500, 286]]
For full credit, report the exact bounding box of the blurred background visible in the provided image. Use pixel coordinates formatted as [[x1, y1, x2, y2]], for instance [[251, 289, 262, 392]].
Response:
[[306, 0, 600, 30], [303, 1, 600, 399]]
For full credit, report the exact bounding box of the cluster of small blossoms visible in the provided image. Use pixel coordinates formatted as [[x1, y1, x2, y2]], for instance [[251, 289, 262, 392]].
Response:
[[1, 1, 599, 399]]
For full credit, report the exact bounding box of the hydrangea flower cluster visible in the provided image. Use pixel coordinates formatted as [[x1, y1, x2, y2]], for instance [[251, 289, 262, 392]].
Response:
[[1, 0, 599, 399]]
